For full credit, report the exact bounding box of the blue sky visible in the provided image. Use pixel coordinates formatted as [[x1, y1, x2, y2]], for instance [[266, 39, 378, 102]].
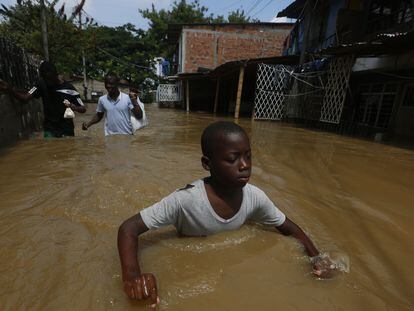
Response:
[[0, 0, 294, 29]]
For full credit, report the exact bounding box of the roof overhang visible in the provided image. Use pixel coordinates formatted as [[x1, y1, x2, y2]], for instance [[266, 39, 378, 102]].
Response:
[[173, 55, 299, 80], [277, 0, 306, 19]]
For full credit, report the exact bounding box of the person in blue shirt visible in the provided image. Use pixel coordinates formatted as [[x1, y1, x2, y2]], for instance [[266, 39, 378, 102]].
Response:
[[82, 73, 143, 136]]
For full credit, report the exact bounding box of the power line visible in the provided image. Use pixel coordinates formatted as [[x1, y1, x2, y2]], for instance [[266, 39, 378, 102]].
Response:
[[218, 0, 246, 14], [96, 46, 152, 70], [251, 0, 274, 18], [246, 0, 264, 16]]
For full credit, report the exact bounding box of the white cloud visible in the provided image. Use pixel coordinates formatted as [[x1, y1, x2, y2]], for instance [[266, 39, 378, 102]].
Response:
[[270, 16, 296, 23]]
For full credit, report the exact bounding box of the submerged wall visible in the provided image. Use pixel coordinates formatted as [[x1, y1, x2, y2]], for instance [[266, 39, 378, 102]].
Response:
[[0, 95, 43, 148]]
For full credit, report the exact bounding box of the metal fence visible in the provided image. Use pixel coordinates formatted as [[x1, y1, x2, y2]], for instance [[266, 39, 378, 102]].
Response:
[[0, 37, 39, 89], [253, 64, 293, 120], [253, 56, 355, 125], [0, 37, 42, 147], [156, 83, 181, 102]]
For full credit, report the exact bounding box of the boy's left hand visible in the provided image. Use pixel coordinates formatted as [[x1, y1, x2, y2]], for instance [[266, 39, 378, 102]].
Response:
[[311, 255, 336, 278]]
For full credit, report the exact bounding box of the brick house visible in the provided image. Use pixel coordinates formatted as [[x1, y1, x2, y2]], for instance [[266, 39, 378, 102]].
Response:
[[164, 22, 294, 114], [168, 23, 293, 74]]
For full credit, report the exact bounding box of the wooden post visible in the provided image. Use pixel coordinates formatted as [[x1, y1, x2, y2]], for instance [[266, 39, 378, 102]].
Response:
[[213, 78, 220, 114], [186, 80, 190, 112], [234, 65, 245, 119]]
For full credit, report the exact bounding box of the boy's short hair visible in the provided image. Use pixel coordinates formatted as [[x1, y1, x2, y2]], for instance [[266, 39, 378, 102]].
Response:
[[201, 121, 247, 157]]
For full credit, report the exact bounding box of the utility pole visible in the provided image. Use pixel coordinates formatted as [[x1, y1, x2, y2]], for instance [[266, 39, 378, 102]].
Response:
[[39, 0, 49, 60], [78, 9, 88, 100]]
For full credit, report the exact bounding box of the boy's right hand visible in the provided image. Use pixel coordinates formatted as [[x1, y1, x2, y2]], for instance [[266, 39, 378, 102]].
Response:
[[123, 273, 159, 306], [311, 255, 336, 278], [82, 122, 88, 130]]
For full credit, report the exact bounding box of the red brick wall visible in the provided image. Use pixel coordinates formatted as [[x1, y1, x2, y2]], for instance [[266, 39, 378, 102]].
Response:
[[182, 24, 292, 73]]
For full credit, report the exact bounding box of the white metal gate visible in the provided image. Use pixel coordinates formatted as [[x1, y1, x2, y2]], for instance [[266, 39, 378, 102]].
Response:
[[253, 64, 292, 120], [320, 55, 355, 124], [156, 83, 181, 102]]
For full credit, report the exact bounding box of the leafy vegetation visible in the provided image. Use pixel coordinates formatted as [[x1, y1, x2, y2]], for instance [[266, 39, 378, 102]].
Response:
[[0, 0, 256, 87]]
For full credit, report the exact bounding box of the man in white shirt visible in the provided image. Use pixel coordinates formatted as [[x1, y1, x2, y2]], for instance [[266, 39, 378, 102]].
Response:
[[82, 73, 143, 135]]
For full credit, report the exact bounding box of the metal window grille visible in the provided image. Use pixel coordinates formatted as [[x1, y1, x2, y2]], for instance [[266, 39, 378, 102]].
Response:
[[253, 64, 292, 120], [320, 55, 355, 124], [156, 83, 181, 102]]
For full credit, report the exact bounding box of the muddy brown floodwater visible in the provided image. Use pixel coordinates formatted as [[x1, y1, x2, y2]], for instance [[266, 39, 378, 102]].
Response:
[[0, 104, 413, 310]]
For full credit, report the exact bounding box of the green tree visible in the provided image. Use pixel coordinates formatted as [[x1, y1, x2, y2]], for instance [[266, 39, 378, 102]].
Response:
[[227, 9, 259, 23], [140, 1, 259, 62], [83, 23, 156, 85], [0, 0, 83, 74], [140, 0, 211, 59]]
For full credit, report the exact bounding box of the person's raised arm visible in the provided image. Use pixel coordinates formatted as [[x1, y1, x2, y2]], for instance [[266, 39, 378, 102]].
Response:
[[82, 112, 104, 130], [129, 92, 143, 119], [0, 79, 33, 102], [276, 217, 334, 278], [118, 213, 158, 304]]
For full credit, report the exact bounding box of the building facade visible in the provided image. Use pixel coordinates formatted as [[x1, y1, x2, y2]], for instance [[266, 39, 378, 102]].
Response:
[[162, 22, 294, 114], [276, 0, 414, 140]]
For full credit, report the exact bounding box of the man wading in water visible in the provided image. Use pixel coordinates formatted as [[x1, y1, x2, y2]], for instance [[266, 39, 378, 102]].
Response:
[[117, 121, 336, 306], [0, 61, 86, 138], [82, 73, 144, 136]]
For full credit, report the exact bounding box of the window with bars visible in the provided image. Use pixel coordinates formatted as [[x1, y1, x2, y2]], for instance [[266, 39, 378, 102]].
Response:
[[357, 83, 398, 128]]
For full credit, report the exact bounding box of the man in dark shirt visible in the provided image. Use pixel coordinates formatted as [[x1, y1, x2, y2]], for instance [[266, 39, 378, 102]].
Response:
[[0, 61, 86, 137]]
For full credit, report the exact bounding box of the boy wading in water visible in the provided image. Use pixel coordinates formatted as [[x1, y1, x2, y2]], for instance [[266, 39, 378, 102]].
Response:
[[118, 121, 335, 305]]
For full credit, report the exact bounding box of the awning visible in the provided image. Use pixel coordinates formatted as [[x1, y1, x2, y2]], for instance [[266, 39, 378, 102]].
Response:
[[173, 55, 299, 80]]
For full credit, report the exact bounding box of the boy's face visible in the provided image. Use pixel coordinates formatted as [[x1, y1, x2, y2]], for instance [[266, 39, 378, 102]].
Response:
[[204, 132, 252, 188]]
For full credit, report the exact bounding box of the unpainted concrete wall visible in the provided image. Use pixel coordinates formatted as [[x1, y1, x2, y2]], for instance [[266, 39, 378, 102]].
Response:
[[0, 94, 43, 147]]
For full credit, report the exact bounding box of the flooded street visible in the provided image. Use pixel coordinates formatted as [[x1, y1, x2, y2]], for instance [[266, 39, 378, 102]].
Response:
[[0, 104, 413, 310]]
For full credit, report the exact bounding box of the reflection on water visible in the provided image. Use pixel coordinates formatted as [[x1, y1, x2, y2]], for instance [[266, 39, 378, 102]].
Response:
[[0, 104, 413, 310]]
